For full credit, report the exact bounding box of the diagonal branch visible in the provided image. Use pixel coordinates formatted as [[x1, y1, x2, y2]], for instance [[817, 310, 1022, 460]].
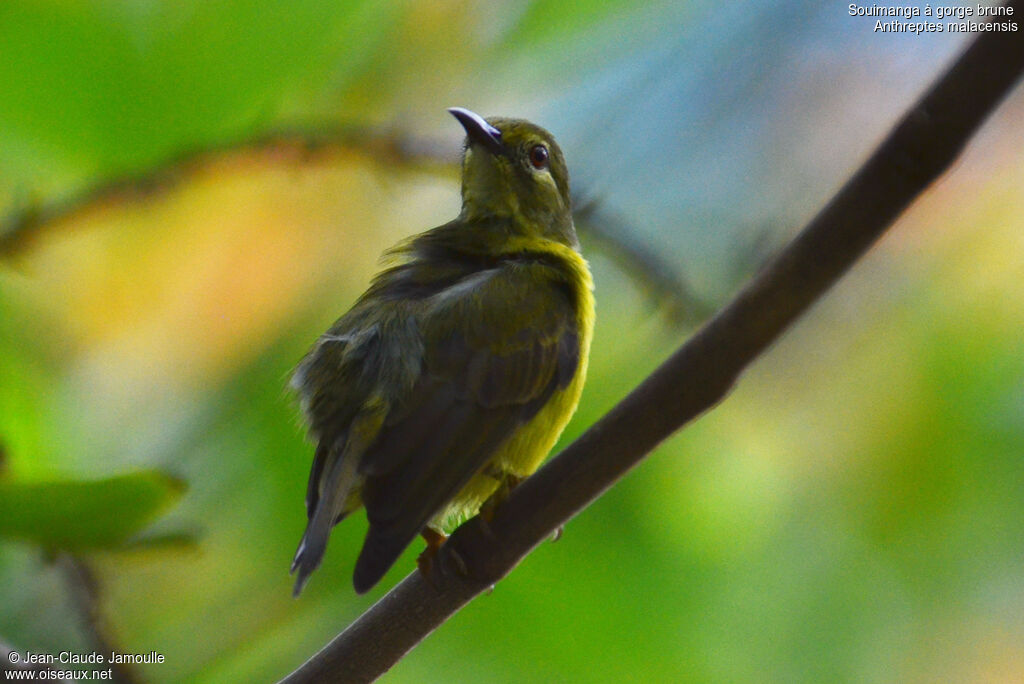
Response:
[[574, 196, 714, 326], [281, 10, 1024, 683], [0, 128, 695, 322], [0, 123, 455, 257]]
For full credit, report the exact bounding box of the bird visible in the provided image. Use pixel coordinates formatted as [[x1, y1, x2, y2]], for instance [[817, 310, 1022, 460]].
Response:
[[289, 107, 594, 596]]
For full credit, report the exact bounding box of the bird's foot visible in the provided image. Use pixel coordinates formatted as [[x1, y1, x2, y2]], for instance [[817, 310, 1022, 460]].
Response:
[[417, 528, 446, 590], [417, 528, 469, 591]]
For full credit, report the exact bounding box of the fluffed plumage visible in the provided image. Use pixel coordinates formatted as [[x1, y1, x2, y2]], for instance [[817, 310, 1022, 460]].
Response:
[[290, 108, 594, 595]]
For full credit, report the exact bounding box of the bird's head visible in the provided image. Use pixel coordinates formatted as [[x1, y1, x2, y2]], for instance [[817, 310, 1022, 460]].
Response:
[[449, 107, 575, 248]]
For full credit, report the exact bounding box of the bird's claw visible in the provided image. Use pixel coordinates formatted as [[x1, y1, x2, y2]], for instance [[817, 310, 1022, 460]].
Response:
[[417, 528, 448, 592], [417, 527, 473, 592]]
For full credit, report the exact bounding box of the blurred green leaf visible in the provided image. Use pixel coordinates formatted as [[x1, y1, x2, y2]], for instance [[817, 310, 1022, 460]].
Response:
[[0, 471, 186, 551]]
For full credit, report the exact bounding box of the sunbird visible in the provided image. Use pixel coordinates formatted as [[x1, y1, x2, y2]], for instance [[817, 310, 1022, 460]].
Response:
[[290, 108, 594, 595]]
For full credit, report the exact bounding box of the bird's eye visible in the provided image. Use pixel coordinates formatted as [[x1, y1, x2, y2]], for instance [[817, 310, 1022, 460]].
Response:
[[528, 144, 549, 170]]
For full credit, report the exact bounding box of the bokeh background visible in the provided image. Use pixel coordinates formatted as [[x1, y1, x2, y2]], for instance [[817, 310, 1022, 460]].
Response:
[[1, 1, 1022, 682]]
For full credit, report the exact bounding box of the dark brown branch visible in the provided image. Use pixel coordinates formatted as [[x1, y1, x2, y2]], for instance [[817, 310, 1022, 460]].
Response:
[[279, 10, 1023, 684]]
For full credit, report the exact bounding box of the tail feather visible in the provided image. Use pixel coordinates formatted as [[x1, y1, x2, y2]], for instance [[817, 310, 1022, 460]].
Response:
[[291, 445, 358, 597], [352, 525, 422, 595]]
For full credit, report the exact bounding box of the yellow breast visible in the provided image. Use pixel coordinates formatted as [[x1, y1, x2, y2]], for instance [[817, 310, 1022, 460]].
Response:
[[437, 246, 595, 529]]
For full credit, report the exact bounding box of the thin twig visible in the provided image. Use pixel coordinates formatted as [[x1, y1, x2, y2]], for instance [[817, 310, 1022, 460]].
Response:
[[0, 124, 695, 320], [58, 555, 144, 684], [0, 123, 455, 257], [574, 195, 714, 325], [278, 8, 1024, 683]]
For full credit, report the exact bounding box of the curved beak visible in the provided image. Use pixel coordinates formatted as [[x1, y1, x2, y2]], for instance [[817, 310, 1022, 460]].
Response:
[[448, 107, 504, 156]]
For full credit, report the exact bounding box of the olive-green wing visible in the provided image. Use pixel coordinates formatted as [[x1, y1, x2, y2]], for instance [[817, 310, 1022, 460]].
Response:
[[292, 324, 381, 518], [291, 322, 399, 596], [352, 263, 579, 593]]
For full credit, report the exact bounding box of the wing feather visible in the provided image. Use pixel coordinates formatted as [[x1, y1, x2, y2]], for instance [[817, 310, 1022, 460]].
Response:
[[349, 260, 580, 592], [353, 399, 522, 593]]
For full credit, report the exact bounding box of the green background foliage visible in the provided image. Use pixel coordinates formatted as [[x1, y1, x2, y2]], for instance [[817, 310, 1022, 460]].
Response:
[[1, 1, 1022, 681]]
